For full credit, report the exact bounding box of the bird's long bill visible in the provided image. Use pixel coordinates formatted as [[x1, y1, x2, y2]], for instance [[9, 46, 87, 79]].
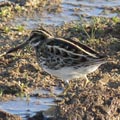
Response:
[[1, 40, 29, 57]]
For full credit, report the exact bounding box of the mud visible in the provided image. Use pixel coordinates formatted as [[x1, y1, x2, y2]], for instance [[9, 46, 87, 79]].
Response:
[[0, 0, 120, 120]]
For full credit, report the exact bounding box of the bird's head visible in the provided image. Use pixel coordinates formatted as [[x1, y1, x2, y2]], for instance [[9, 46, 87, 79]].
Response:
[[1, 29, 54, 56], [27, 29, 53, 48]]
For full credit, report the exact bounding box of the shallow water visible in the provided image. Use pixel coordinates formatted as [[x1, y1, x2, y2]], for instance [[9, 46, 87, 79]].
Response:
[[7, 0, 120, 28], [0, 87, 63, 119], [0, 97, 54, 119]]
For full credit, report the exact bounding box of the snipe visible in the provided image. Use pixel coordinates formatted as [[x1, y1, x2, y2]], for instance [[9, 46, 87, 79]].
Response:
[[0, 28, 107, 89]]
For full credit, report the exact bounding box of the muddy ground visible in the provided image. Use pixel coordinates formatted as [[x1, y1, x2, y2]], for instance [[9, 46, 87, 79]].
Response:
[[0, 1, 120, 120]]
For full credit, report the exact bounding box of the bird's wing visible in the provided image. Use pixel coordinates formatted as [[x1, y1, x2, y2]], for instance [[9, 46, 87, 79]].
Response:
[[42, 37, 104, 69], [46, 37, 103, 59]]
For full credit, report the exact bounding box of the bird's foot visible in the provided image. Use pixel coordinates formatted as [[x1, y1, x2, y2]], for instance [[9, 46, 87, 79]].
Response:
[[58, 82, 72, 96], [82, 77, 90, 87]]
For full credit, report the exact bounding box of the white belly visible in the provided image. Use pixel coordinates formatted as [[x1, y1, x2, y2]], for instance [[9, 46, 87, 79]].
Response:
[[42, 64, 100, 82]]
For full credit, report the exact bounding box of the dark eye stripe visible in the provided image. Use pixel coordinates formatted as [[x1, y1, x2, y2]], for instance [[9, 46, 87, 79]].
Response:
[[30, 37, 40, 44]]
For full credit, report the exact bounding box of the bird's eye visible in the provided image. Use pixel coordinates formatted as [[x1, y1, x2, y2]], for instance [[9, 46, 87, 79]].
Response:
[[31, 38, 40, 44], [40, 35, 46, 39], [30, 38, 41, 47]]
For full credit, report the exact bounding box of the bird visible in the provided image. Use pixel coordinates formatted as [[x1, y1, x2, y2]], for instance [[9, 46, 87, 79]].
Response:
[[0, 28, 107, 91]]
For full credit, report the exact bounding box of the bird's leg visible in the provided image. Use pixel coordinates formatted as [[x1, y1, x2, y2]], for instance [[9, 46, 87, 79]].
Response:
[[61, 80, 72, 95], [63, 81, 70, 95], [83, 75, 90, 87]]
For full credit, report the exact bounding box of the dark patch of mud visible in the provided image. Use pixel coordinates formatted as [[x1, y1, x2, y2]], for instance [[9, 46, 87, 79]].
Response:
[[57, 83, 120, 120]]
